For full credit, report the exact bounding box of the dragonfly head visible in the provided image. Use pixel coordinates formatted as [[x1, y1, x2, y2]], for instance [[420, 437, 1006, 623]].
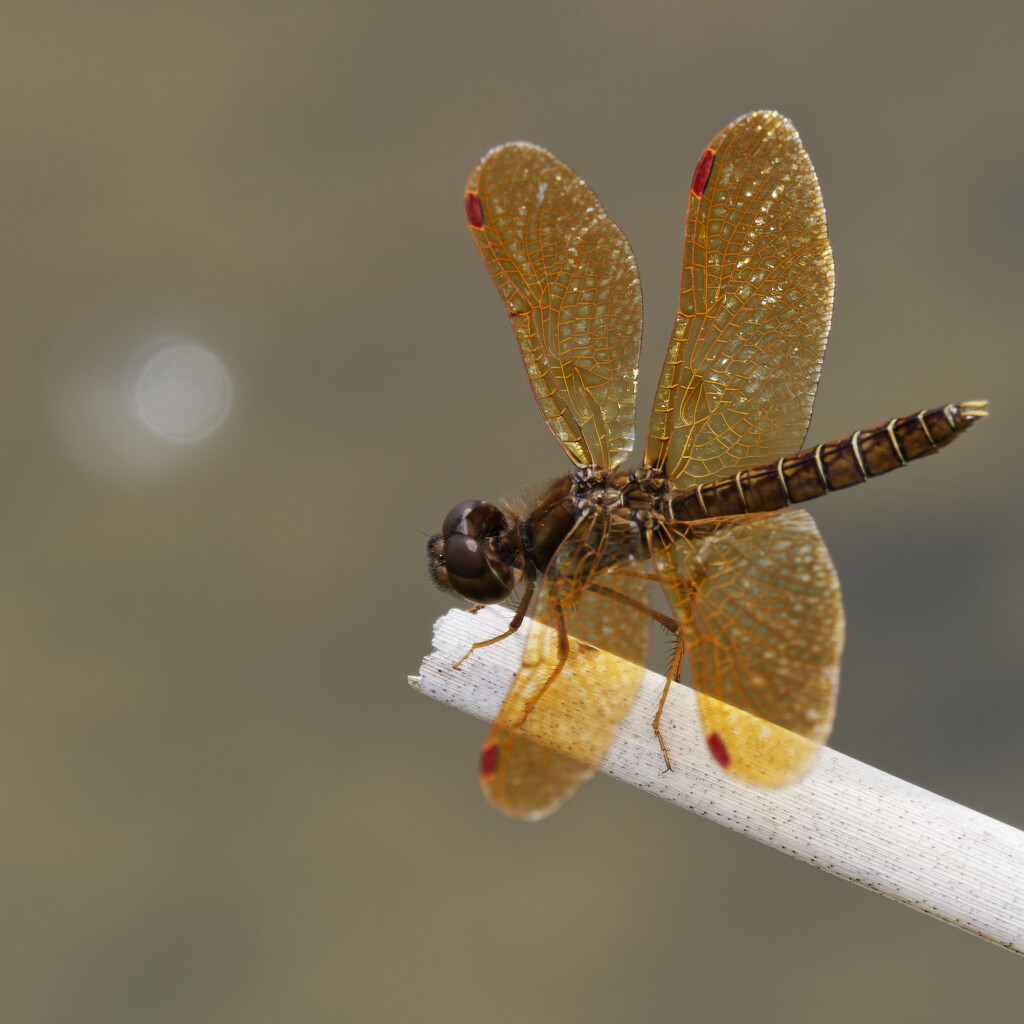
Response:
[[428, 499, 518, 603]]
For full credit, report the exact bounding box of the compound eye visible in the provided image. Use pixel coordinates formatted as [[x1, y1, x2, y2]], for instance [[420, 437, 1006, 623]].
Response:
[[442, 499, 482, 540], [441, 499, 507, 540], [444, 533, 489, 581], [443, 534, 512, 603]]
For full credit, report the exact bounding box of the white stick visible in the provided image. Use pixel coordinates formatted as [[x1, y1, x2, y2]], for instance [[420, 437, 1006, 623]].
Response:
[[410, 606, 1024, 956]]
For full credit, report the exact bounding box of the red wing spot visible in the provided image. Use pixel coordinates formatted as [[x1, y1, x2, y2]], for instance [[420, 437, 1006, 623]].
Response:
[[707, 731, 731, 769], [691, 148, 715, 197], [480, 739, 499, 781], [465, 190, 483, 228]]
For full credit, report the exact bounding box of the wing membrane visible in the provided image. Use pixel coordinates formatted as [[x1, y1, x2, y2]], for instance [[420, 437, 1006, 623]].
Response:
[[481, 514, 649, 819], [466, 143, 642, 469], [652, 508, 843, 785], [646, 111, 834, 484]]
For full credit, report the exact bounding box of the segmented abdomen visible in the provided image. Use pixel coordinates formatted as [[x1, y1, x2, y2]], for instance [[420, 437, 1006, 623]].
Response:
[[670, 401, 988, 521]]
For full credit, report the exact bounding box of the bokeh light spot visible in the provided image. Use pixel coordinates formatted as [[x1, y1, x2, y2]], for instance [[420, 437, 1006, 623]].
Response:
[[132, 341, 233, 442]]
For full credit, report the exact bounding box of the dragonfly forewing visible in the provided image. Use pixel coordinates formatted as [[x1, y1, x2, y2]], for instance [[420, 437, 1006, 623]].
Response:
[[646, 111, 834, 486], [466, 143, 643, 470]]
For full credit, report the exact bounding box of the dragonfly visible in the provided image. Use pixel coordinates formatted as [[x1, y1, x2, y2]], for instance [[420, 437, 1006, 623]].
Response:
[[427, 111, 987, 821]]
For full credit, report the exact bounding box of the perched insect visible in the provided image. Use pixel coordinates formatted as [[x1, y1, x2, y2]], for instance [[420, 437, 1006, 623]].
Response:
[[428, 111, 987, 820]]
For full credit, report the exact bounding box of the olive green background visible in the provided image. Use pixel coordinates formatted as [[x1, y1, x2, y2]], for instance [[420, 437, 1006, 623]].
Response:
[[2, 2, 1021, 1021]]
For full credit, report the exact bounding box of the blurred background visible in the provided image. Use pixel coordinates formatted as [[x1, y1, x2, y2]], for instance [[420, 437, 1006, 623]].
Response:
[[1, 2, 1021, 1021]]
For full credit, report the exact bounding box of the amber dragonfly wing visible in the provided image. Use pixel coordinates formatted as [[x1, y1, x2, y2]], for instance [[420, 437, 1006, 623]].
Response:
[[480, 515, 650, 819], [465, 143, 643, 470], [651, 508, 843, 786], [645, 111, 834, 485]]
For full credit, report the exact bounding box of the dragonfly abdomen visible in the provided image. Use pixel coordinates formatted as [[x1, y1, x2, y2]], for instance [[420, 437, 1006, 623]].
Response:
[[671, 401, 988, 521]]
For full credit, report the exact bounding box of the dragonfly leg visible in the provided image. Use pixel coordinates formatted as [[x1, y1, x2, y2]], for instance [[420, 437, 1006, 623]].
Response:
[[653, 630, 687, 772], [452, 577, 535, 669], [513, 607, 570, 728], [587, 580, 677, 633]]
